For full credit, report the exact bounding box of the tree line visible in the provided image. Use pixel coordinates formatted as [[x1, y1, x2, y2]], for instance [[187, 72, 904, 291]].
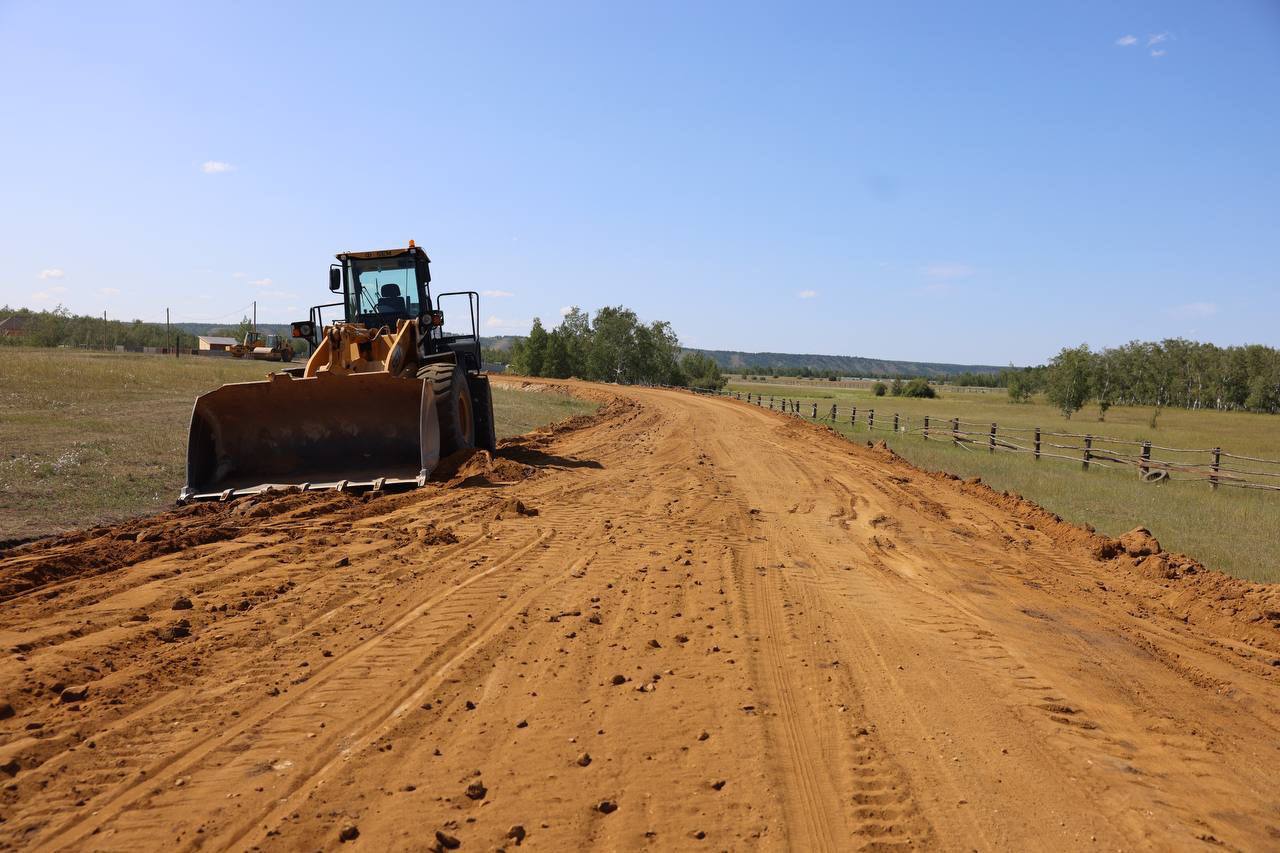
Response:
[[1020, 340, 1280, 416], [0, 306, 313, 355], [507, 306, 725, 389], [0, 306, 202, 350]]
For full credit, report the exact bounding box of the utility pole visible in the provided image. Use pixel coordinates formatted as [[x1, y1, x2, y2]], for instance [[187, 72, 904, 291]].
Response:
[[166, 308, 170, 346], [252, 301, 257, 338]]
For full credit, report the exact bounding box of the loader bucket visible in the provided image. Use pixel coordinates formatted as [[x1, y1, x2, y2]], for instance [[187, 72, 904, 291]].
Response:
[[180, 371, 440, 502]]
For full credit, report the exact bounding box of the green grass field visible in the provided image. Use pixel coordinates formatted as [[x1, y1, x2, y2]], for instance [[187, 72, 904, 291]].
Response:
[[0, 349, 595, 543], [728, 377, 1280, 583]]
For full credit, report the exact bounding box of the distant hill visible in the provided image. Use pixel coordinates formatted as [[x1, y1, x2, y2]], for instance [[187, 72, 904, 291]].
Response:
[[476, 336, 1005, 378], [174, 321, 295, 339], [689, 349, 1007, 378]]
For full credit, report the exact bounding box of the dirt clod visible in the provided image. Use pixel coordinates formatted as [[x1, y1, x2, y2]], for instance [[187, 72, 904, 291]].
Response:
[[338, 824, 359, 842], [465, 780, 487, 800], [59, 685, 89, 703]]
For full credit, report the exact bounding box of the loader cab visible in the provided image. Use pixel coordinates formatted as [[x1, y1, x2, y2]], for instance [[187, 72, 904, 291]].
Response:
[[334, 245, 432, 330]]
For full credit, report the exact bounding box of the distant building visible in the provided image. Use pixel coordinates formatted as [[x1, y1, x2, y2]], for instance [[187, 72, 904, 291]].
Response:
[[0, 315, 29, 338], [198, 335, 237, 352]]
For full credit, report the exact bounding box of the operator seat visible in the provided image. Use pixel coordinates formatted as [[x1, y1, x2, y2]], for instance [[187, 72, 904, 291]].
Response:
[[376, 283, 407, 314]]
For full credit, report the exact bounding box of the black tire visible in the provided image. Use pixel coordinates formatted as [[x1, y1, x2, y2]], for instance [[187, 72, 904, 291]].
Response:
[[418, 361, 475, 455]]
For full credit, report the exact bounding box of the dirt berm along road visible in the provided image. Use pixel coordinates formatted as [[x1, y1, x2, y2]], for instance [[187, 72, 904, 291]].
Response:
[[2, 380, 1278, 851]]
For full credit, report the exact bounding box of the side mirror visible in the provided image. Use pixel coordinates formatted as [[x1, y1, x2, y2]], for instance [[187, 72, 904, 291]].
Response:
[[328, 266, 342, 293]]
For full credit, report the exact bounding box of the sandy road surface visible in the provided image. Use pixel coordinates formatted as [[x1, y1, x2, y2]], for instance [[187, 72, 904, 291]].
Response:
[[1, 382, 1278, 851]]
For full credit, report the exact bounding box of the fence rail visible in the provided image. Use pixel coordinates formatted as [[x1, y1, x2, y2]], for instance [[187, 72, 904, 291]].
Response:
[[686, 386, 1280, 494]]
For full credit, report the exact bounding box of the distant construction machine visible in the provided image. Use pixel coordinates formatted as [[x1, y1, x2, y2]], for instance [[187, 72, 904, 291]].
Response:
[[180, 241, 496, 502], [228, 331, 294, 362]]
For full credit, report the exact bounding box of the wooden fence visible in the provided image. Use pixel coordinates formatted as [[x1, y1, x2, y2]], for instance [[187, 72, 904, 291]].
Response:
[[692, 388, 1280, 494]]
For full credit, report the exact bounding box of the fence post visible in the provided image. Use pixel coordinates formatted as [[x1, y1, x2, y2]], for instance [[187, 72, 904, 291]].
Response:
[[850, 405, 856, 426], [868, 409, 875, 431], [893, 413, 899, 433], [811, 402, 817, 419], [923, 415, 930, 440], [1083, 435, 1092, 470], [988, 423, 996, 453], [1211, 447, 1221, 490], [830, 403, 837, 421], [1034, 427, 1041, 461], [1140, 441, 1151, 476], [951, 417, 959, 444]]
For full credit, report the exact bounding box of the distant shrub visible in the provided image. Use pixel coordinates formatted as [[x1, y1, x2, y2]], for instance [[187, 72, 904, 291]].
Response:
[[872, 381, 887, 397], [890, 378, 904, 396], [901, 377, 937, 398]]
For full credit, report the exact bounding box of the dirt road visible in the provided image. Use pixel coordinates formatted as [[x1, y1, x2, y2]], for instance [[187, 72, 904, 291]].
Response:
[[2, 382, 1278, 851]]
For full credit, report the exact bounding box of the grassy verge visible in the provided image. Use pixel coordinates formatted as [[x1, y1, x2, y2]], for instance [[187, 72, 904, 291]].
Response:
[[491, 385, 596, 439], [728, 380, 1279, 583], [0, 350, 596, 542]]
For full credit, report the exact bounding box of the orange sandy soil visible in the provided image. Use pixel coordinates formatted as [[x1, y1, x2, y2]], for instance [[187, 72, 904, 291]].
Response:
[[1, 380, 1278, 851]]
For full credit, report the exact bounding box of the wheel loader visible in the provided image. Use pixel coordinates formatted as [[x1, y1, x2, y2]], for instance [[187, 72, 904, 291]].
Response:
[[229, 332, 294, 363], [179, 241, 497, 502]]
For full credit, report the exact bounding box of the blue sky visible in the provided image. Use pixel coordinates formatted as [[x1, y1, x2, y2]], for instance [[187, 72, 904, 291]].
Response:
[[2, 1, 1277, 365]]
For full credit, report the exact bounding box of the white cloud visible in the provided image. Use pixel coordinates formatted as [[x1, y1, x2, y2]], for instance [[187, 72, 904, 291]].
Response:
[[1115, 35, 1138, 46], [485, 315, 530, 330], [1147, 32, 1169, 47], [1150, 49, 1166, 58], [250, 277, 273, 287], [201, 160, 235, 174], [797, 289, 817, 299], [482, 289, 514, 298], [39, 268, 65, 280], [261, 290, 295, 299], [559, 306, 573, 317], [31, 285, 67, 301], [99, 287, 120, 296], [1168, 302, 1217, 318], [923, 262, 976, 280]]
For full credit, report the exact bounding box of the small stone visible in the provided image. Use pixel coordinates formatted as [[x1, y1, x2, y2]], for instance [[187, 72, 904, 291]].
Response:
[[577, 752, 592, 767], [698, 731, 710, 741], [596, 799, 618, 814], [647, 639, 661, 649], [507, 825, 526, 844], [465, 700, 477, 710], [338, 824, 359, 842], [694, 830, 706, 839], [465, 780, 487, 800], [587, 613, 602, 625], [610, 674, 626, 686], [675, 634, 689, 644], [0, 699, 14, 720], [1, 759, 20, 776], [60, 685, 89, 703], [171, 596, 193, 611], [711, 780, 726, 790], [516, 719, 528, 728], [435, 830, 461, 849]]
